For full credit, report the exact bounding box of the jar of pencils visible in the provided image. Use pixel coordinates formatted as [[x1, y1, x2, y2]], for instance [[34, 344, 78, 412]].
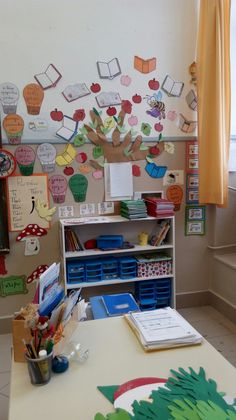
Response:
[[25, 349, 53, 385]]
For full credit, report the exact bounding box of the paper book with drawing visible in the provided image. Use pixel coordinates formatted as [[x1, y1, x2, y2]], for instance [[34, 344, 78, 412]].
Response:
[[97, 57, 121, 79], [161, 75, 184, 97], [56, 115, 78, 141], [125, 307, 202, 351], [178, 113, 197, 133], [96, 92, 122, 108], [186, 89, 197, 111], [62, 83, 91, 102], [34, 64, 62, 90]]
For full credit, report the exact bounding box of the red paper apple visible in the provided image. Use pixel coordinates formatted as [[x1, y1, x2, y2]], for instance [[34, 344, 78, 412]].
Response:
[[63, 166, 74, 176], [90, 82, 101, 93], [132, 164, 141, 177], [132, 94, 142, 104], [50, 108, 63, 121], [73, 109, 86, 121], [154, 122, 163, 132], [148, 78, 160, 90], [120, 75, 131, 86], [121, 100, 132, 114], [106, 106, 117, 116], [149, 146, 160, 156]]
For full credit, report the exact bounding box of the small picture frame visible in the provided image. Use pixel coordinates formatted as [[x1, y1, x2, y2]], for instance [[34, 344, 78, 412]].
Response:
[[186, 220, 205, 235], [186, 174, 199, 188], [186, 205, 205, 221], [186, 157, 199, 173], [186, 188, 199, 204], [186, 140, 198, 156]]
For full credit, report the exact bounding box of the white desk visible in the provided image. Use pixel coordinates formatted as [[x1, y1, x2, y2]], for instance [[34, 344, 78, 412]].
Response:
[[9, 317, 236, 420]]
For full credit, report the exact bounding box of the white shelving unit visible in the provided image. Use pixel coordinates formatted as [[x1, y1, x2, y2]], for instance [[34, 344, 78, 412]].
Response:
[[59, 215, 176, 307]]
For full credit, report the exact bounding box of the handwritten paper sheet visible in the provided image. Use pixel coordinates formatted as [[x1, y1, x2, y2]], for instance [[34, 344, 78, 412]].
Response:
[[7, 174, 49, 231]]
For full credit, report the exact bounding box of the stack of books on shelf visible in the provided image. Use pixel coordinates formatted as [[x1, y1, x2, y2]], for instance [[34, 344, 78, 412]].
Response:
[[125, 306, 202, 351], [120, 199, 147, 219], [65, 227, 84, 252], [144, 197, 174, 217], [149, 220, 171, 246]]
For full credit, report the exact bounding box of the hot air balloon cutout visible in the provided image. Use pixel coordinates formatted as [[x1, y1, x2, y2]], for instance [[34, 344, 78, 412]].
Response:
[[94, 367, 236, 419]]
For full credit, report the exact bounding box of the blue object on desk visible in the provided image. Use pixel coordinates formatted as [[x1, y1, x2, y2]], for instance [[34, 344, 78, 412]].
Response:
[[102, 293, 139, 316], [97, 235, 124, 250], [39, 287, 65, 316], [89, 296, 108, 319], [52, 355, 69, 373]]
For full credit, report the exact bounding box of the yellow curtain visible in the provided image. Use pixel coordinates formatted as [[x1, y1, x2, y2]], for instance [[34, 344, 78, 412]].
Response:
[[197, 0, 231, 207]]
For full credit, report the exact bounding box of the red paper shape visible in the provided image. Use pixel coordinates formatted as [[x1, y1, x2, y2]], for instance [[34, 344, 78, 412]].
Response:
[[50, 108, 63, 121], [90, 83, 101, 93], [27, 264, 49, 284], [0, 256, 7, 275], [132, 164, 141, 177]]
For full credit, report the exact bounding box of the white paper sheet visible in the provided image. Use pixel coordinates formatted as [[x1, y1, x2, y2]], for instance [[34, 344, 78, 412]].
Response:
[[109, 162, 133, 197]]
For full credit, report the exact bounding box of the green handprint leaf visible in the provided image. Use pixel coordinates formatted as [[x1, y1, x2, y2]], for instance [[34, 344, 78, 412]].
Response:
[[196, 400, 233, 420], [93, 146, 104, 159], [168, 398, 200, 420], [94, 409, 131, 420], [73, 134, 86, 147], [80, 126, 88, 135], [117, 125, 127, 134]]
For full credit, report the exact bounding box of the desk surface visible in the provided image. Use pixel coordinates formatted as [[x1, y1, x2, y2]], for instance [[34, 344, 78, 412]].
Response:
[[9, 316, 236, 420]]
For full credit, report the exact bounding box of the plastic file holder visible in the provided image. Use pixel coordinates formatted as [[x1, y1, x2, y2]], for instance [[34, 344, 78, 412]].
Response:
[[67, 261, 85, 284], [135, 278, 172, 310], [85, 260, 103, 282], [119, 257, 137, 279]]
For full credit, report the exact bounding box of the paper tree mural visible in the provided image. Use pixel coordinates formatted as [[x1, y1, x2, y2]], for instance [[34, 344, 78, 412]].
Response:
[[83, 109, 164, 167]]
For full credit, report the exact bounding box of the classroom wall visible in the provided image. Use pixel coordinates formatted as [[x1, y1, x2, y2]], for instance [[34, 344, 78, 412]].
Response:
[[0, 0, 211, 323]]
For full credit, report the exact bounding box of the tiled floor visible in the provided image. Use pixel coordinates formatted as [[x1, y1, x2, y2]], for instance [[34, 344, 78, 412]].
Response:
[[1, 305, 236, 420]]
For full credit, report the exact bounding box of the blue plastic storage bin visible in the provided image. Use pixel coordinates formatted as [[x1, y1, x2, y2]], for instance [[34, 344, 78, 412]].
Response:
[[97, 235, 124, 250], [66, 261, 85, 284], [85, 260, 103, 282], [101, 257, 119, 280], [119, 257, 137, 279], [135, 278, 172, 310]]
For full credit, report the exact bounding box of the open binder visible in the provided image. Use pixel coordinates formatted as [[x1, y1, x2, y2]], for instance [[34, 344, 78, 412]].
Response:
[[125, 307, 202, 352]]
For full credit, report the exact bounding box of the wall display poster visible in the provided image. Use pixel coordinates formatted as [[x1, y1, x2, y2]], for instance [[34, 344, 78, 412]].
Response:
[[7, 174, 50, 231], [0, 275, 28, 297], [185, 205, 206, 236]]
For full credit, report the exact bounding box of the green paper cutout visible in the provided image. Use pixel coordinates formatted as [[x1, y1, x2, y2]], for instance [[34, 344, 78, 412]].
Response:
[[69, 174, 88, 202], [73, 134, 86, 147], [94, 409, 130, 420], [97, 385, 119, 403], [130, 128, 138, 137], [146, 155, 154, 163], [139, 143, 149, 151], [92, 107, 102, 117], [158, 133, 163, 142], [100, 126, 110, 135], [117, 125, 127, 134], [96, 368, 236, 419], [89, 120, 98, 130], [0, 275, 28, 297], [93, 146, 104, 159], [79, 126, 88, 136], [123, 146, 132, 157], [141, 123, 151, 136]]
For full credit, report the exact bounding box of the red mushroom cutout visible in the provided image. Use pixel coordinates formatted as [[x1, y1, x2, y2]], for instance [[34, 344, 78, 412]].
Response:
[[27, 264, 49, 284], [16, 224, 47, 256]]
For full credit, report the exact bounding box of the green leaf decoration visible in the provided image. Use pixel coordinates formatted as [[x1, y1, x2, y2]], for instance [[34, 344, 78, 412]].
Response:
[[168, 398, 200, 419], [117, 125, 127, 134], [73, 134, 86, 147], [146, 155, 153, 163], [93, 107, 100, 117], [139, 143, 149, 151], [94, 409, 131, 420], [124, 146, 132, 157], [130, 128, 138, 137], [113, 116, 118, 123], [94, 414, 106, 420], [101, 126, 110, 135], [80, 126, 88, 135], [158, 133, 163, 142], [89, 119, 98, 130], [93, 146, 104, 159], [196, 400, 236, 420]]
